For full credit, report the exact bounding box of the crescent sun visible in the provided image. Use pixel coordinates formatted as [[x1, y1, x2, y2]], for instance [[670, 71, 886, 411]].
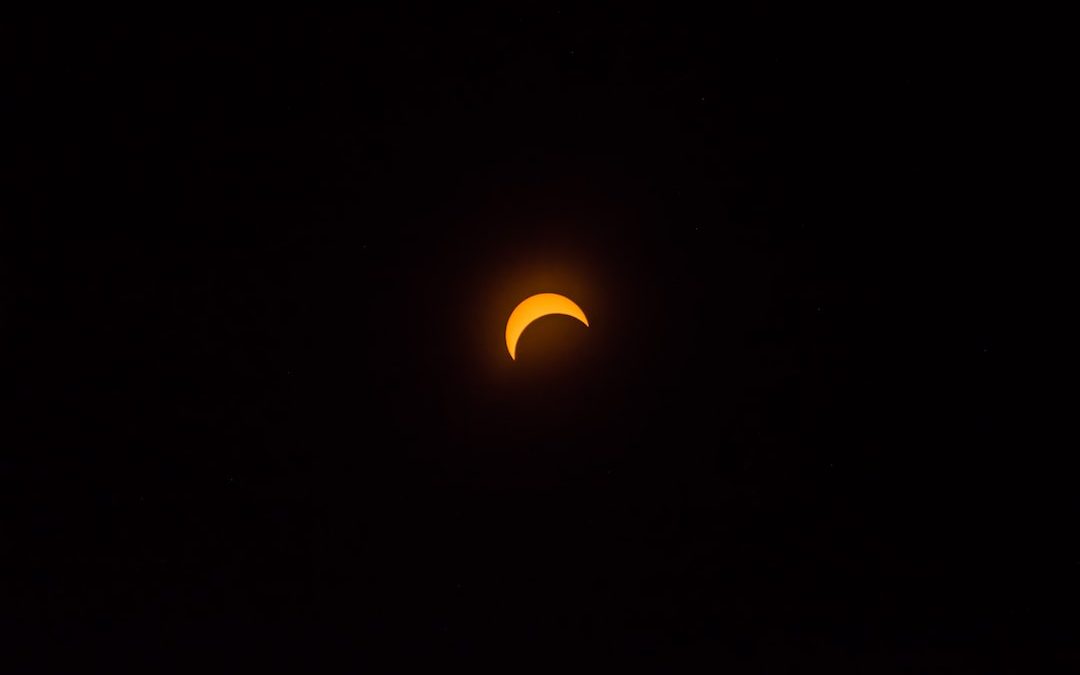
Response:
[[505, 293, 590, 360]]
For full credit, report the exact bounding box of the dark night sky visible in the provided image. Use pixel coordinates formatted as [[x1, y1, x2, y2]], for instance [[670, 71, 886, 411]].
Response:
[[3, 9, 1063, 671]]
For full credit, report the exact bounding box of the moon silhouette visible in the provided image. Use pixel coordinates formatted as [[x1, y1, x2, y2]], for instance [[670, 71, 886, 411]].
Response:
[[505, 293, 590, 360]]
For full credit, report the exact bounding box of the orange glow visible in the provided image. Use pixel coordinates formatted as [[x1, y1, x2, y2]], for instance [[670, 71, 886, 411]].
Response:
[[505, 293, 589, 360]]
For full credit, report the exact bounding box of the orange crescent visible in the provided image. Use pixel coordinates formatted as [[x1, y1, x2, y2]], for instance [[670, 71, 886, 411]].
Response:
[[505, 293, 589, 360]]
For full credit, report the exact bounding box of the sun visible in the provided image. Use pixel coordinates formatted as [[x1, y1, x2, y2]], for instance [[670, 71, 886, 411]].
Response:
[[505, 293, 589, 360]]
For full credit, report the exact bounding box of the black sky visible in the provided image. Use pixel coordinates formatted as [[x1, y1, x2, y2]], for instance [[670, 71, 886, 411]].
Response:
[[4, 9, 1058, 671]]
